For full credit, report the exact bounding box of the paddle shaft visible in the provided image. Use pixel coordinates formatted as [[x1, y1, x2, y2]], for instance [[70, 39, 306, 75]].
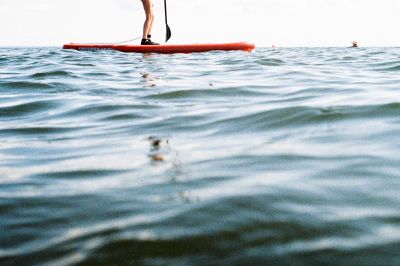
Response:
[[164, 0, 172, 42]]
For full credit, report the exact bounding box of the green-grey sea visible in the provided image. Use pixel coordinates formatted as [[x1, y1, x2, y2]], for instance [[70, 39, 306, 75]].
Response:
[[1, 47, 400, 265]]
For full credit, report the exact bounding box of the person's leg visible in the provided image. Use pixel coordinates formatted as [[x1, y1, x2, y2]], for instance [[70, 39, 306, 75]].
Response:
[[141, 0, 154, 39], [147, 3, 155, 38], [141, 0, 158, 45]]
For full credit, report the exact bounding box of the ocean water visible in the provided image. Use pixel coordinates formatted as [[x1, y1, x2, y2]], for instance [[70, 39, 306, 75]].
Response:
[[1, 47, 400, 266]]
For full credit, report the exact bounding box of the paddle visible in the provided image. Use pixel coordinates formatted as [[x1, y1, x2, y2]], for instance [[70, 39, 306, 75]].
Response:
[[164, 0, 172, 42]]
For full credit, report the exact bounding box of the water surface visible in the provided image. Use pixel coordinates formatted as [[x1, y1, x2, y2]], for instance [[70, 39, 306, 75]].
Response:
[[1, 47, 400, 265]]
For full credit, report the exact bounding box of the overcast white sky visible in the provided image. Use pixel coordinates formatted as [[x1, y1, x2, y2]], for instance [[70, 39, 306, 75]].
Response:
[[1, 0, 399, 47]]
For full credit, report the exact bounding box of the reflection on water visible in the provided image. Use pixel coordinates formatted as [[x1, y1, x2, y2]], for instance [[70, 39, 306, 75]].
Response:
[[146, 136, 195, 204], [140, 72, 157, 87], [148, 136, 167, 162]]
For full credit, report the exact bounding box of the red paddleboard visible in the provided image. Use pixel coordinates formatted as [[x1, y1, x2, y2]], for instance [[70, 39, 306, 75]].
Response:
[[63, 42, 255, 54]]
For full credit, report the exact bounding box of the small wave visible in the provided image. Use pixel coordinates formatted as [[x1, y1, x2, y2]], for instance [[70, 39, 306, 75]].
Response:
[[73, 63, 96, 67], [257, 58, 285, 66], [0, 81, 54, 90], [142, 87, 267, 101], [217, 58, 248, 65], [210, 103, 400, 133], [366, 50, 386, 56], [102, 113, 144, 121], [83, 72, 113, 78], [29, 70, 74, 79], [342, 56, 357, 60], [368, 60, 400, 71], [32, 169, 127, 179], [142, 89, 218, 100], [0, 126, 78, 136], [0, 101, 57, 117], [61, 103, 160, 118], [45, 50, 61, 56], [381, 65, 400, 71], [325, 56, 359, 63]]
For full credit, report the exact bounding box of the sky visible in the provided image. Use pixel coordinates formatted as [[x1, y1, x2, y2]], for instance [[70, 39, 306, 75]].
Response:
[[1, 0, 399, 47]]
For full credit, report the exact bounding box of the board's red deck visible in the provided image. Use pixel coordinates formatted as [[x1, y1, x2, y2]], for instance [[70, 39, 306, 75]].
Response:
[[63, 42, 256, 54]]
